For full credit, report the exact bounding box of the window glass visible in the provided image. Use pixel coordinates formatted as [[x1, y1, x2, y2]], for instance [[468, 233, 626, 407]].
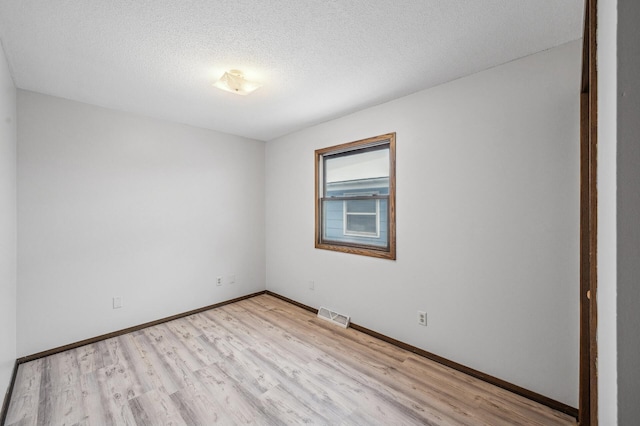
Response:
[[325, 149, 389, 184]]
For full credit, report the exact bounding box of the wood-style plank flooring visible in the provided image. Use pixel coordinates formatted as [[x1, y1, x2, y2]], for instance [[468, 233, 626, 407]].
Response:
[[5, 294, 576, 425]]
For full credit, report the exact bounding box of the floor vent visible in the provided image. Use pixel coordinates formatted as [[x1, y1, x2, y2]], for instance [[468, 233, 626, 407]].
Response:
[[317, 307, 350, 328]]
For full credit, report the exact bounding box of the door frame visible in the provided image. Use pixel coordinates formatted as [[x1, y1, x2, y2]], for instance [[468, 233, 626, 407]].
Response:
[[579, 0, 598, 424]]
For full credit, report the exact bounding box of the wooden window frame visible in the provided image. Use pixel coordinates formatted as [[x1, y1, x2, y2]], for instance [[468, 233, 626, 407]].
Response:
[[315, 133, 396, 260]]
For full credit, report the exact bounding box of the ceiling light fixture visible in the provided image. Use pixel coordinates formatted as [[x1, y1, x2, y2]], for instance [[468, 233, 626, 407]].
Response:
[[213, 69, 261, 96]]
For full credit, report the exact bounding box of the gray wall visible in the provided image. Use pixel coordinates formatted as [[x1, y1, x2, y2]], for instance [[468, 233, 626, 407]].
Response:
[[17, 91, 266, 356], [597, 0, 618, 422], [617, 0, 640, 422], [266, 41, 581, 406], [0, 42, 17, 398]]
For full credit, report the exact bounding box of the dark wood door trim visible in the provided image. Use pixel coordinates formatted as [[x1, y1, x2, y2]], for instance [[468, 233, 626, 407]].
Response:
[[579, 0, 598, 424]]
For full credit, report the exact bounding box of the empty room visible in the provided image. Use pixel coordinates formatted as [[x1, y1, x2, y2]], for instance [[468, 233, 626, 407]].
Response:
[[0, 0, 634, 425]]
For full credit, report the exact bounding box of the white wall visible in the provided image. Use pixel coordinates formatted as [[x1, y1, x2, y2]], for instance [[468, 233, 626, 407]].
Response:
[[598, 0, 618, 423], [266, 41, 581, 406], [17, 91, 265, 356], [0, 42, 17, 399]]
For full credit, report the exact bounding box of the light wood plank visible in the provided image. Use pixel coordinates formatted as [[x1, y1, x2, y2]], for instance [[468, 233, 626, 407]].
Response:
[[5, 294, 577, 425], [4, 359, 42, 426]]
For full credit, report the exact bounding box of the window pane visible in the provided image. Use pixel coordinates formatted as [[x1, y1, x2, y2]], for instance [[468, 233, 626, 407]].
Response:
[[346, 199, 376, 213], [322, 198, 387, 247], [325, 148, 389, 185], [322, 199, 345, 241], [346, 214, 377, 234]]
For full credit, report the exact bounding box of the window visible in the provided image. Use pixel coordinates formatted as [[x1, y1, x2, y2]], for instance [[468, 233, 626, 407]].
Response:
[[315, 133, 396, 259], [343, 194, 380, 237]]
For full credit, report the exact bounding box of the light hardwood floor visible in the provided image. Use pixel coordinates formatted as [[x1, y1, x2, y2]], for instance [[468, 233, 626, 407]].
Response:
[[5, 294, 576, 425]]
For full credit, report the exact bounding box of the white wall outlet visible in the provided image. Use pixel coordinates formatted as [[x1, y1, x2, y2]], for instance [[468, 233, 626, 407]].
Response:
[[417, 310, 427, 326], [309, 280, 315, 290], [216, 276, 222, 286], [228, 275, 236, 284], [113, 297, 122, 309]]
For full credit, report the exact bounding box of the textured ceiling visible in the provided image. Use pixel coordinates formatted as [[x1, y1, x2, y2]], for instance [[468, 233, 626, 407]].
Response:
[[0, 1, 584, 141]]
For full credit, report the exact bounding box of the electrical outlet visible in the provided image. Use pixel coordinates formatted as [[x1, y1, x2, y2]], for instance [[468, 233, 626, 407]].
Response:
[[216, 276, 222, 286], [309, 280, 315, 290], [417, 310, 427, 326], [113, 297, 122, 309]]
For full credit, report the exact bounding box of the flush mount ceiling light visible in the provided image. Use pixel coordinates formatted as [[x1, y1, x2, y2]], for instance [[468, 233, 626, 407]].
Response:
[[213, 69, 261, 96]]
